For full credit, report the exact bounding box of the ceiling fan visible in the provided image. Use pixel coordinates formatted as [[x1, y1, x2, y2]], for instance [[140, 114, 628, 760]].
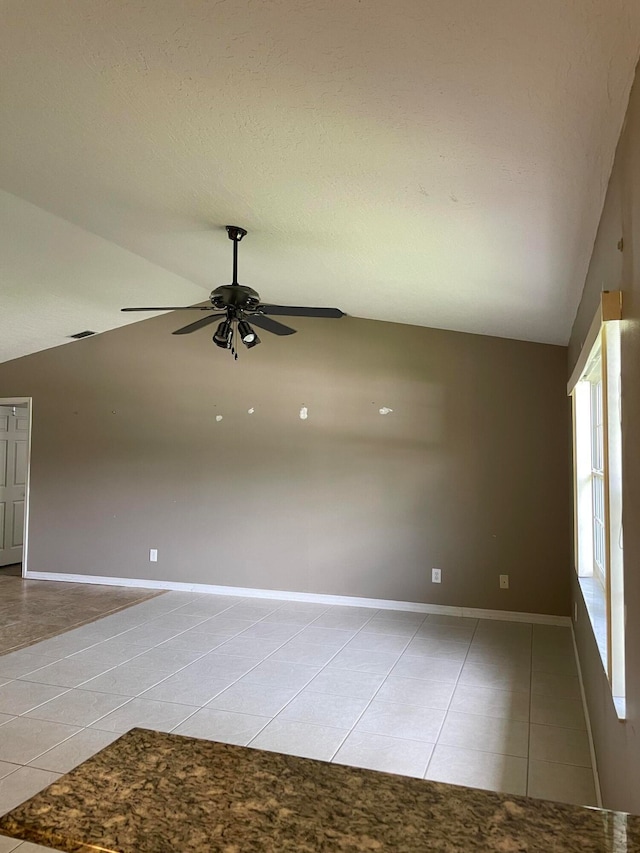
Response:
[[121, 226, 345, 357]]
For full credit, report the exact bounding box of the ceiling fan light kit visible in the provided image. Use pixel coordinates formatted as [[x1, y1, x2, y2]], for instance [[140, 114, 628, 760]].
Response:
[[122, 226, 345, 359]]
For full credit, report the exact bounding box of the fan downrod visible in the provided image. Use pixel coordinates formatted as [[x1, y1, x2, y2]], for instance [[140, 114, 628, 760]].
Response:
[[226, 225, 247, 242]]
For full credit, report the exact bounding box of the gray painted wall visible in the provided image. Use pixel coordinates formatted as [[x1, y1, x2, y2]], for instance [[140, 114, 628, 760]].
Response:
[[0, 313, 570, 614], [568, 63, 640, 813]]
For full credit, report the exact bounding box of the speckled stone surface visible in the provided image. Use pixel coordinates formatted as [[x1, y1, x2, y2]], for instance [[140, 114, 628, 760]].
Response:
[[0, 728, 638, 852]]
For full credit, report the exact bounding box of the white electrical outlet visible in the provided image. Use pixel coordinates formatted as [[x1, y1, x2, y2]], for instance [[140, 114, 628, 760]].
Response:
[[499, 574, 509, 589], [149, 549, 158, 562], [431, 568, 442, 584]]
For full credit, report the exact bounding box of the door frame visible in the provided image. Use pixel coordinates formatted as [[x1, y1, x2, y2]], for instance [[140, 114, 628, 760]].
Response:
[[0, 397, 32, 577]]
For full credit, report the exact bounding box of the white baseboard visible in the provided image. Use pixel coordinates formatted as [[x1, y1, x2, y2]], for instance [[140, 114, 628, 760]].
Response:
[[571, 622, 603, 808], [24, 570, 571, 626]]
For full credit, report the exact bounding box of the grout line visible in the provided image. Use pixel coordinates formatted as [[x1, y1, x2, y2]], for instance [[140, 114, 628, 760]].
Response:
[[422, 616, 481, 780]]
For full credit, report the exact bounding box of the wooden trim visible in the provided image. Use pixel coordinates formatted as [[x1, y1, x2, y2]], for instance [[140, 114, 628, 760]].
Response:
[[601, 290, 623, 321], [567, 291, 623, 394]]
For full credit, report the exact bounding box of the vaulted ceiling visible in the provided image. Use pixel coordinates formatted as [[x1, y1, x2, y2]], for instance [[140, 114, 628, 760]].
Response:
[[2, 0, 640, 362]]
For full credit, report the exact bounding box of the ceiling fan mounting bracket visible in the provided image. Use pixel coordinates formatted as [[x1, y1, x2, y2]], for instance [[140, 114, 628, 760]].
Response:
[[226, 225, 247, 242]]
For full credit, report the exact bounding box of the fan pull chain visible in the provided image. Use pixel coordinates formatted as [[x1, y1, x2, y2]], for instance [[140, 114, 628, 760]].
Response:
[[230, 320, 239, 361]]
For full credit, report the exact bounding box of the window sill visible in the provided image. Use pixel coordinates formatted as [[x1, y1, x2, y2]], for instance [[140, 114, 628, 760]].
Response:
[[577, 576, 626, 720]]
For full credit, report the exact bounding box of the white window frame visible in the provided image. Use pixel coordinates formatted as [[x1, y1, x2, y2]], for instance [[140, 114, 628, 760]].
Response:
[[568, 291, 625, 713]]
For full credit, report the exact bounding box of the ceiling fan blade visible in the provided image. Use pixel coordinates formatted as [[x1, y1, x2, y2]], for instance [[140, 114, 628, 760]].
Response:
[[172, 314, 225, 335], [249, 315, 297, 336], [121, 306, 215, 312], [257, 305, 345, 318]]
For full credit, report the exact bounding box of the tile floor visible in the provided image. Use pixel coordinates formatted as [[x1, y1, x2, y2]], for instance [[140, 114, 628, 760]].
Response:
[[0, 590, 597, 852]]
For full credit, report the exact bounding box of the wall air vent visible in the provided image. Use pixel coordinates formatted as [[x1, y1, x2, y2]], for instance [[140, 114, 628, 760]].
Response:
[[69, 330, 96, 339]]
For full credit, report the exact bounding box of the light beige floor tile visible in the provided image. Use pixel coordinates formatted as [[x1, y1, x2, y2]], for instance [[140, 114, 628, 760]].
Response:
[[355, 699, 445, 742], [367, 611, 424, 626], [180, 654, 255, 681], [450, 684, 530, 722], [333, 731, 434, 778], [532, 625, 574, 649], [241, 661, 321, 690], [187, 617, 255, 637], [91, 697, 199, 734], [156, 633, 226, 653], [19, 659, 115, 689], [0, 835, 22, 852], [267, 641, 338, 667], [7, 843, 63, 852], [115, 625, 185, 645], [424, 615, 477, 628], [438, 712, 529, 757], [0, 763, 19, 781], [466, 643, 531, 666], [458, 662, 531, 692], [529, 724, 591, 766], [415, 624, 475, 643], [475, 622, 532, 640], [528, 759, 597, 806], [0, 767, 61, 820], [403, 637, 469, 661], [249, 719, 348, 761], [66, 644, 147, 667], [258, 611, 320, 626], [25, 689, 130, 727], [232, 623, 300, 643], [172, 708, 270, 745], [78, 663, 170, 697], [374, 676, 454, 710], [530, 693, 586, 729], [344, 633, 410, 655], [278, 690, 369, 729], [173, 600, 236, 617], [391, 655, 463, 683], [0, 654, 62, 679], [0, 717, 80, 764], [0, 682, 67, 716], [531, 650, 578, 677], [359, 621, 420, 638], [0, 715, 13, 727], [145, 613, 211, 631], [312, 612, 373, 631], [326, 647, 401, 675], [294, 627, 356, 648], [426, 744, 527, 796], [207, 682, 300, 717], [306, 669, 385, 701], [140, 672, 231, 706], [121, 646, 206, 670], [273, 602, 328, 617], [28, 728, 121, 774], [530, 670, 581, 700], [225, 603, 284, 621], [208, 637, 282, 660]]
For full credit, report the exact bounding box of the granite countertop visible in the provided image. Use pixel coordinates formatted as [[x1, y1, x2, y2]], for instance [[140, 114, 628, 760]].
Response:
[[0, 728, 638, 852]]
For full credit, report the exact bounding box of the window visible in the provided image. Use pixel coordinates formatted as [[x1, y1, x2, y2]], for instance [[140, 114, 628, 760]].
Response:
[[569, 292, 625, 717]]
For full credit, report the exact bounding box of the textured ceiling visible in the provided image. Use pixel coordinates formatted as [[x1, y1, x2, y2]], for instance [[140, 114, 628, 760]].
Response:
[[1, 0, 640, 362]]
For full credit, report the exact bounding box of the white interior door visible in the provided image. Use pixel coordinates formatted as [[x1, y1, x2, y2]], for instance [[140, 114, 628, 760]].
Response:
[[0, 405, 28, 566]]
